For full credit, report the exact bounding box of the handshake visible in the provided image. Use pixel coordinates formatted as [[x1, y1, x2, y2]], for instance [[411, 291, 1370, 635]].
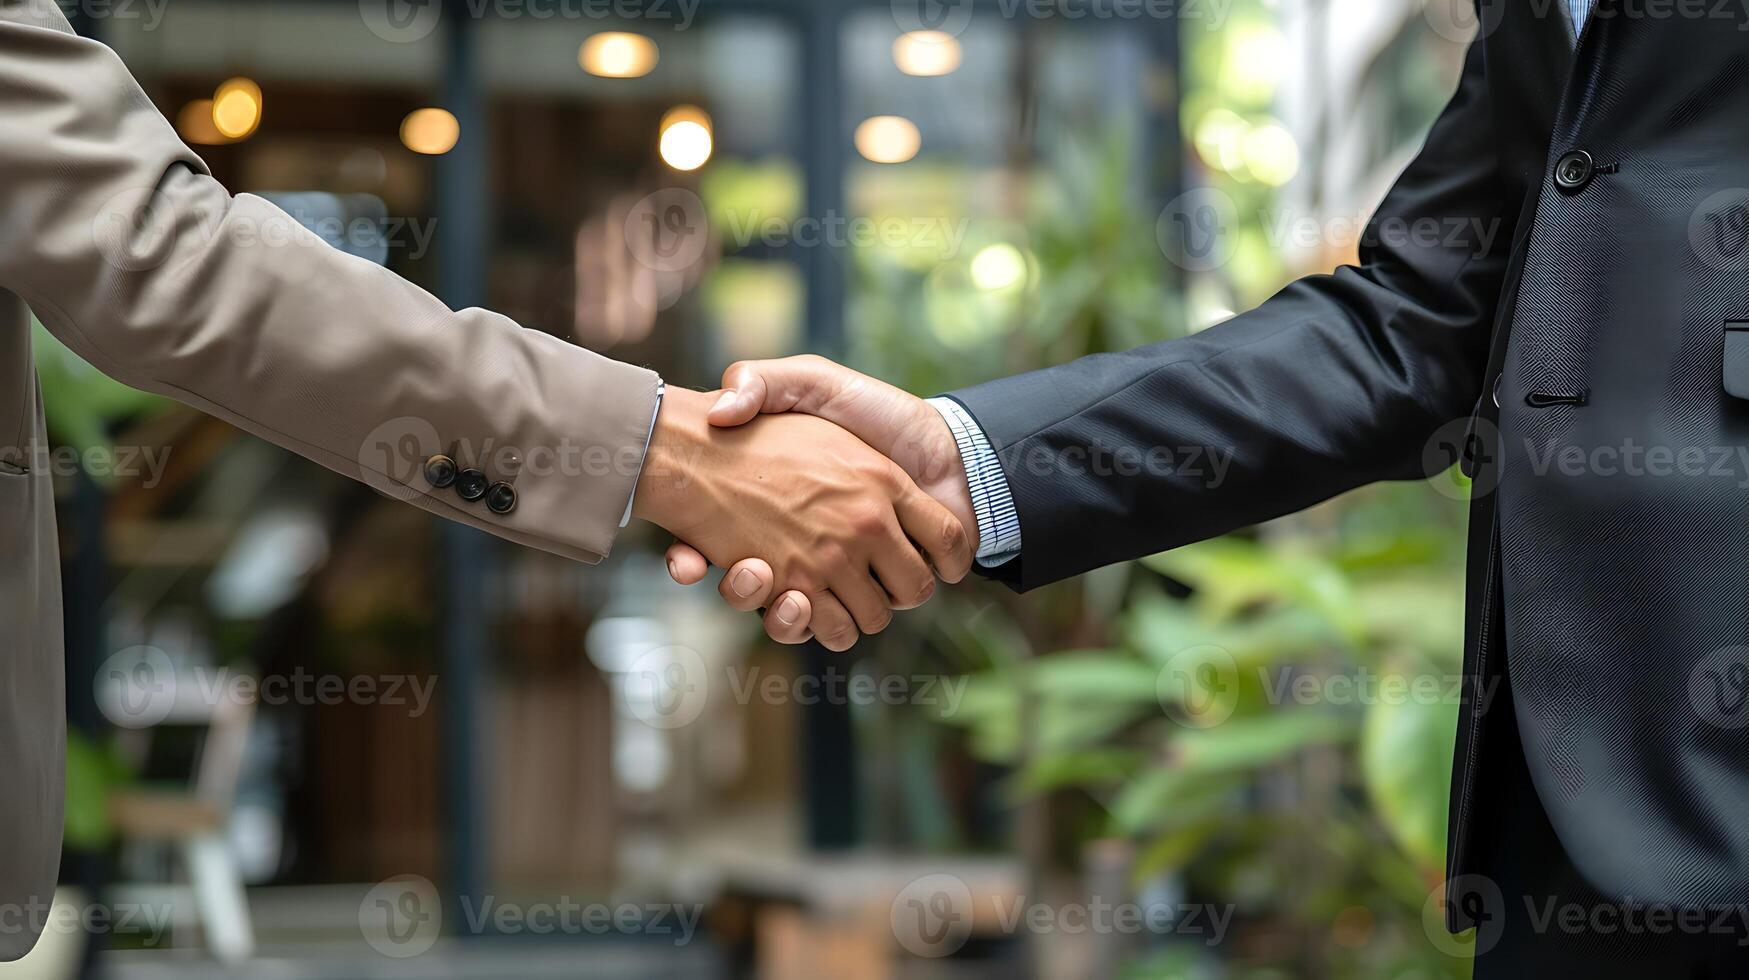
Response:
[[631, 355, 980, 651]]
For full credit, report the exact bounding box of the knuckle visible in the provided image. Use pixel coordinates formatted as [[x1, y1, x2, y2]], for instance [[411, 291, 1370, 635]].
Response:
[[850, 502, 889, 537], [815, 543, 850, 572], [912, 576, 937, 607], [880, 462, 909, 491], [940, 513, 969, 556]]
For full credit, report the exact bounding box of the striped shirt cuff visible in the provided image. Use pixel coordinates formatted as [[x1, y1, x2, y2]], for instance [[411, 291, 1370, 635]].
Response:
[[927, 397, 1021, 567]]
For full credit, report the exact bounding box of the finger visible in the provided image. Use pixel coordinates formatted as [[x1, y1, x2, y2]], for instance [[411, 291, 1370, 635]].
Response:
[[809, 592, 860, 652], [665, 542, 711, 585], [871, 521, 936, 611], [893, 480, 974, 584], [717, 558, 776, 613], [829, 568, 893, 638], [762, 591, 813, 644]]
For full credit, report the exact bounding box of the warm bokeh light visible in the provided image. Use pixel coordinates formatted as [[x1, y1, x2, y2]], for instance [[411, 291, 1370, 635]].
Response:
[[1242, 122, 1300, 186], [211, 77, 262, 140], [176, 99, 231, 146], [969, 243, 1027, 292], [400, 108, 461, 155], [892, 30, 962, 76], [580, 32, 659, 78], [854, 116, 921, 164], [658, 106, 713, 171]]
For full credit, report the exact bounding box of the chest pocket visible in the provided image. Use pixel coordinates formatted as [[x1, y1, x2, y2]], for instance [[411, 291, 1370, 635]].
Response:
[[0, 292, 34, 475], [1724, 322, 1749, 400]]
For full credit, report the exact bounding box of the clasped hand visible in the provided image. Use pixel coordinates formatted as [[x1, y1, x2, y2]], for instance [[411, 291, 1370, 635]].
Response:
[[634, 360, 975, 651]]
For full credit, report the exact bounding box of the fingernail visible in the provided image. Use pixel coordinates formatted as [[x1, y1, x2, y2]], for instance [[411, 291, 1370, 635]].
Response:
[[733, 568, 760, 598], [776, 596, 801, 625], [667, 559, 678, 580], [712, 391, 739, 415]]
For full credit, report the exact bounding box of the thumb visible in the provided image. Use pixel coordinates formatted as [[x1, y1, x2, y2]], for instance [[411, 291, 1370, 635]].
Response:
[[707, 356, 843, 427], [705, 365, 769, 427], [664, 541, 711, 585]]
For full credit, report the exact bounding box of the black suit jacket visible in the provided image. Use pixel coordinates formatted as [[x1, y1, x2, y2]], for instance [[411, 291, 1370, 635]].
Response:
[[951, 1, 1749, 924]]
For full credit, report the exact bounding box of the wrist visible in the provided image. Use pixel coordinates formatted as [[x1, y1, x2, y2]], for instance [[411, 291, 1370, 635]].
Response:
[[913, 409, 980, 556], [632, 386, 714, 530]]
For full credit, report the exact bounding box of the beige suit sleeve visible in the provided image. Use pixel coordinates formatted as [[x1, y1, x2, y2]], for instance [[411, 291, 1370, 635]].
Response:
[[0, 2, 659, 563]]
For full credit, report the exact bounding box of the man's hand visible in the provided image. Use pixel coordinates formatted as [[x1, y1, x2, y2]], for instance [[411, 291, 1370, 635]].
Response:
[[635, 385, 971, 651], [662, 357, 977, 644]]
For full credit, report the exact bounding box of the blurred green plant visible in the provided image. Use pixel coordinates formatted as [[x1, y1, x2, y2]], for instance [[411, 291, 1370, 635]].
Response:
[[34, 319, 166, 453], [64, 730, 133, 850], [34, 318, 164, 845]]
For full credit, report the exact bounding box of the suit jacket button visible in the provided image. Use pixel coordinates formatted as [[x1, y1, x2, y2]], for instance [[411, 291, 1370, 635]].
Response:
[[423, 454, 458, 489], [456, 468, 489, 501], [486, 482, 517, 515], [1554, 150, 1594, 192]]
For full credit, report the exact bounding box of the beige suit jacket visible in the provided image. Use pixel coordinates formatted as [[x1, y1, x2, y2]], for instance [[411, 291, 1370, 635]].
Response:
[[0, 2, 659, 957]]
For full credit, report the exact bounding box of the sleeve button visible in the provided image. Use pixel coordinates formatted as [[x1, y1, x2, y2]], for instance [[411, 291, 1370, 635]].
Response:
[[456, 468, 489, 501], [486, 482, 517, 515], [423, 454, 458, 489]]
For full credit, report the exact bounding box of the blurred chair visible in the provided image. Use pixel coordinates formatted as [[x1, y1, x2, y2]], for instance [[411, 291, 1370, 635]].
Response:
[[107, 673, 257, 965]]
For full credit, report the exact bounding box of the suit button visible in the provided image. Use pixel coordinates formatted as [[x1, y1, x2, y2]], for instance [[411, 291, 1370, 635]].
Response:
[[486, 482, 517, 515], [1554, 150, 1594, 192], [456, 468, 489, 501], [423, 454, 458, 489]]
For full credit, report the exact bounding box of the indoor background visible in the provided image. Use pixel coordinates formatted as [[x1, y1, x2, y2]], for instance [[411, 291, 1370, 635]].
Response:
[[11, 0, 1477, 977]]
